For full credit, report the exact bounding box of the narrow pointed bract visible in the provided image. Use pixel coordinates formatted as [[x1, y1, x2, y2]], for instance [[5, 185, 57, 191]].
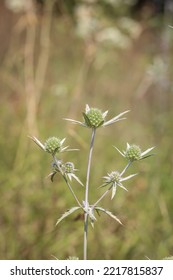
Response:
[[66, 173, 84, 186], [103, 110, 130, 127], [63, 118, 86, 127], [141, 146, 155, 157], [29, 136, 46, 151], [111, 184, 117, 200]]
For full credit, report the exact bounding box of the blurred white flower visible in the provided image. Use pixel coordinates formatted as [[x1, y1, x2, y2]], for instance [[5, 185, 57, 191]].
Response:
[[118, 17, 142, 39], [51, 84, 68, 97], [147, 57, 169, 88], [96, 27, 132, 49], [75, 5, 99, 39], [5, 0, 31, 13]]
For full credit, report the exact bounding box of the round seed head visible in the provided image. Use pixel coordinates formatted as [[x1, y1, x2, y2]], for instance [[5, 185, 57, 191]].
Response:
[[125, 144, 141, 161], [45, 137, 62, 154], [84, 108, 104, 128]]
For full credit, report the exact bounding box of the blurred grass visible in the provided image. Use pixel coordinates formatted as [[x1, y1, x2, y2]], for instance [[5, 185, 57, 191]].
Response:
[[0, 2, 173, 260]]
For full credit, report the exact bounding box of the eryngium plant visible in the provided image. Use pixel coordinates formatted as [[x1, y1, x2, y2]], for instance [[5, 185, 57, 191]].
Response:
[[30, 104, 155, 260]]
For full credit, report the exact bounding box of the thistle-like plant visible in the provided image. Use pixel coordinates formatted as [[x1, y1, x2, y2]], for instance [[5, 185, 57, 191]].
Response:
[[30, 104, 155, 260]]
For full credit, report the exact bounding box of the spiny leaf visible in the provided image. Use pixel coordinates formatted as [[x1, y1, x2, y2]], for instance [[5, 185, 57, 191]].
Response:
[[56, 207, 81, 226], [95, 207, 122, 225]]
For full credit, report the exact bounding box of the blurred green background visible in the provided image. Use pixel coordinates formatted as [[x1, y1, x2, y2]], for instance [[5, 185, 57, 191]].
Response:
[[0, 0, 173, 260]]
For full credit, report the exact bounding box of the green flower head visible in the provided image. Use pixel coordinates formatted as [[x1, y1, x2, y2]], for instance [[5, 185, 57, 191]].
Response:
[[107, 171, 121, 184], [63, 162, 83, 186], [125, 144, 141, 161], [83, 107, 105, 128], [64, 162, 75, 173], [45, 137, 64, 155], [114, 143, 155, 162], [64, 104, 129, 129], [29, 136, 68, 155]]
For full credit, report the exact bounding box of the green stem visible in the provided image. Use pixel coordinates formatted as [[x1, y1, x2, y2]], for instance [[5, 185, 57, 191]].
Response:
[[92, 184, 113, 209], [84, 128, 96, 260], [120, 161, 131, 176], [62, 175, 82, 208]]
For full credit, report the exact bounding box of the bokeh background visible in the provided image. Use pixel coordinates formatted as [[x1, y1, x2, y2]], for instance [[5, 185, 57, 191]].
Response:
[[0, 0, 173, 260]]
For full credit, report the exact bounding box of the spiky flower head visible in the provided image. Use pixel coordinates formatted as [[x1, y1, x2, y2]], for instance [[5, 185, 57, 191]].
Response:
[[63, 162, 83, 186], [48, 160, 83, 186], [114, 143, 155, 162], [102, 170, 137, 199], [64, 104, 129, 129], [64, 162, 75, 173], [45, 137, 63, 155], [83, 107, 105, 128], [29, 136, 75, 155], [125, 144, 141, 161], [107, 171, 121, 184]]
